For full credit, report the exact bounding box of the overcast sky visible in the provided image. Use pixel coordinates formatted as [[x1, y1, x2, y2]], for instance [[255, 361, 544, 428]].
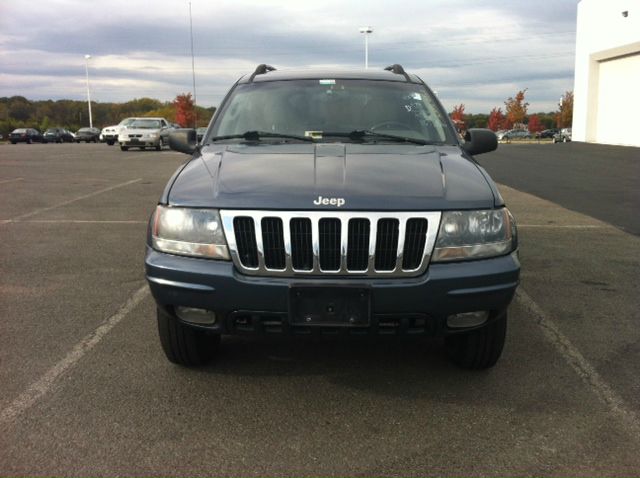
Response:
[[0, 0, 578, 113]]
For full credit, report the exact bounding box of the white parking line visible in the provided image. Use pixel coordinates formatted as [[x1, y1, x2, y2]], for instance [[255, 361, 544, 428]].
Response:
[[516, 288, 640, 437], [0, 284, 150, 427], [3, 179, 141, 223], [0, 177, 24, 185]]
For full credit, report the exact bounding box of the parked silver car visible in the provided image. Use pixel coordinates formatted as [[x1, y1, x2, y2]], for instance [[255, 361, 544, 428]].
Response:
[[119, 117, 171, 151], [553, 128, 572, 143]]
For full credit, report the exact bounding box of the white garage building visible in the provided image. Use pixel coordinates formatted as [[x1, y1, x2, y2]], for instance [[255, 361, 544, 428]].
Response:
[[572, 0, 640, 147]]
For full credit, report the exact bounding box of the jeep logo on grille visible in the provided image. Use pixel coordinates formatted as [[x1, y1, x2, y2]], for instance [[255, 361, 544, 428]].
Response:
[[313, 195, 345, 207]]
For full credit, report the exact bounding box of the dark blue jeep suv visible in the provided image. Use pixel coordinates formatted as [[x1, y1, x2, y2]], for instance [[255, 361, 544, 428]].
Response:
[[145, 64, 520, 369]]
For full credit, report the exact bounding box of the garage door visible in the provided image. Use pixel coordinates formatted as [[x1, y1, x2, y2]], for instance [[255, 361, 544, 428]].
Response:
[[596, 52, 640, 146]]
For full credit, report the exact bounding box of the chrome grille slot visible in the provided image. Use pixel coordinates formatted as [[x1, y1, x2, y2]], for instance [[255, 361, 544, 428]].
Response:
[[403, 218, 428, 270], [261, 217, 285, 270], [221, 210, 442, 277], [319, 218, 341, 271], [347, 219, 370, 271], [291, 218, 313, 270], [374, 219, 399, 271], [233, 217, 258, 268]]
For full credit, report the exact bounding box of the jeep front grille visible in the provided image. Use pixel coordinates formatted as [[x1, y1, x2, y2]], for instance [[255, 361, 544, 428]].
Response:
[[220, 210, 441, 277]]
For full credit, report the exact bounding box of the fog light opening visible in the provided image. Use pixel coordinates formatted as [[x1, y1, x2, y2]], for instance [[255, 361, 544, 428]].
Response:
[[175, 306, 217, 325], [447, 311, 489, 329]]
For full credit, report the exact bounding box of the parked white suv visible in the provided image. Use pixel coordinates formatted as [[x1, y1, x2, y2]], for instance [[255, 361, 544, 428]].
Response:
[[119, 117, 171, 151], [101, 117, 135, 146]]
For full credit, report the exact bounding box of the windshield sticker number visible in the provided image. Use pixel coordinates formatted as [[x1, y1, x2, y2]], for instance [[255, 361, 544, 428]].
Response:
[[319, 79, 336, 85]]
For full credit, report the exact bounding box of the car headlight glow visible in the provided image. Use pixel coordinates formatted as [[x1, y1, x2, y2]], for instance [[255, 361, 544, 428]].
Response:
[[432, 208, 516, 262], [152, 206, 230, 260]]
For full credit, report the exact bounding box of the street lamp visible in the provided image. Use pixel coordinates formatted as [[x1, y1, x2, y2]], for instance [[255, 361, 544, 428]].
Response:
[[84, 54, 93, 128], [359, 26, 373, 69]]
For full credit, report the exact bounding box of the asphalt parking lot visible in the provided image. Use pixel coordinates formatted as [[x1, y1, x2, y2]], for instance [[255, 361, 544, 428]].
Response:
[[1, 142, 639, 476]]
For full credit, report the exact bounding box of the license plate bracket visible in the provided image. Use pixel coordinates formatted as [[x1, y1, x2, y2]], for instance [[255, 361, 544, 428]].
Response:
[[289, 286, 370, 326]]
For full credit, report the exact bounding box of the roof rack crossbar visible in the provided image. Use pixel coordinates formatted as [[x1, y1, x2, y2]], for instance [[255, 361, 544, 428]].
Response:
[[384, 64, 411, 82], [248, 64, 276, 82]]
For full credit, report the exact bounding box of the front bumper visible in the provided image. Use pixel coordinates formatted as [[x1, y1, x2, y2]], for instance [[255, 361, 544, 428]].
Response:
[[120, 137, 159, 147], [145, 247, 520, 337]]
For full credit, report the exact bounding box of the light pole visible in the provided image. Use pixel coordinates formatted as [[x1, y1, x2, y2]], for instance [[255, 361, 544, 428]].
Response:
[[84, 54, 93, 128], [359, 26, 373, 69], [189, 1, 197, 128]]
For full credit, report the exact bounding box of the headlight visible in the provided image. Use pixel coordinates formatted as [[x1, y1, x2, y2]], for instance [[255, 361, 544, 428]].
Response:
[[145, 133, 158, 138], [432, 208, 516, 262], [152, 206, 230, 260]]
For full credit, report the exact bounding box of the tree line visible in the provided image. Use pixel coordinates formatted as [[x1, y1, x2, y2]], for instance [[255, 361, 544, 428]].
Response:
[[450, 90, 574, 133], [0, 93, 214, 137]]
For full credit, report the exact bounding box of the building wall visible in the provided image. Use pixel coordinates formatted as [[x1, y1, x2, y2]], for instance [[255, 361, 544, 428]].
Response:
[[572, 0, 640, 146]]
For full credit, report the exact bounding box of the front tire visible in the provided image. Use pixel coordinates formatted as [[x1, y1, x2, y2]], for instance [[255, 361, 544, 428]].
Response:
[[445, 312, 507, 369], [157, 307, 220, 366]]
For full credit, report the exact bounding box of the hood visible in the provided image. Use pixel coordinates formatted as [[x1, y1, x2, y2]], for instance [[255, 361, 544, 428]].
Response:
[[166, 143, 497, 210], [123, 128, 161, 135]]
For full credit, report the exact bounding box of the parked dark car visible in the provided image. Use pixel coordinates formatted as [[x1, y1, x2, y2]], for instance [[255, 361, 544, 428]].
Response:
[[10, 128, 44, 144], [147, 64, 520, 370], [75, 127, 101, 143], [537, 128, 558, 139], [43, 127, 75, 143]]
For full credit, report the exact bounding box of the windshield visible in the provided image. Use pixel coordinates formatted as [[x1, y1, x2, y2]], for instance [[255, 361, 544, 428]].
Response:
[[78, 128, 93, 132], [211, 79, 456, 144], [119, 118, 136, 126], [130, 119, 162, 129]]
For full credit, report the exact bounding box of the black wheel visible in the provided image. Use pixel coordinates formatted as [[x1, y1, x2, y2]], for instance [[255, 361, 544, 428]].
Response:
[[155, 141, 162, 151], [157, 307, 220, 366], [445, 312, 507, 369], [11, 141, 16, 145], [120, 145, 128, 151], [107, 140, 114, 146], [76, 140, 80, 143]]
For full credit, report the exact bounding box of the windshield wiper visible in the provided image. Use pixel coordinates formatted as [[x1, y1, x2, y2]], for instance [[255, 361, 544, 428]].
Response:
[[209, 131, 314, 143], [323, 130, 434, 146]]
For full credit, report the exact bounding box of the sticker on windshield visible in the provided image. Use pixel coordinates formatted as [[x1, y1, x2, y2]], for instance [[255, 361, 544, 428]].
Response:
[[319, 79, 336, 85], [305, 131, 323, 139], [411, 92, 422, 100]]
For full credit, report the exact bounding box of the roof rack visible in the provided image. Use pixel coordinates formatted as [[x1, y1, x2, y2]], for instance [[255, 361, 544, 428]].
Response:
[[248, 64, 276, 82], [384, 64, 411, 82]]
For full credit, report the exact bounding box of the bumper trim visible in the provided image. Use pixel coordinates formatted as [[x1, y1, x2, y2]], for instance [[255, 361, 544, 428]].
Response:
[[448, 281, 519, 296], [147, 276, 215, 291]]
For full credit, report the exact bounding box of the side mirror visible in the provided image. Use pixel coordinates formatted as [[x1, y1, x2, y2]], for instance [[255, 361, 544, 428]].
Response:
[[462, 128, 498, 156], [169, 129, 198, 155]]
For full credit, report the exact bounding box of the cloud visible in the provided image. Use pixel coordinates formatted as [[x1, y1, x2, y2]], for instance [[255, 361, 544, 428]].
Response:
[[0, 0, 578, 113]]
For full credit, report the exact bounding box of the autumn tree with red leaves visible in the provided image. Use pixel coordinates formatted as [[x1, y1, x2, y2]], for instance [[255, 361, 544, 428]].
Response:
[[450, 104, 466, 132], [174, 93, 195, 127], [504, 89, 529, 127], [527, 114, 543, 133], [487, 107, 505, 131]]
